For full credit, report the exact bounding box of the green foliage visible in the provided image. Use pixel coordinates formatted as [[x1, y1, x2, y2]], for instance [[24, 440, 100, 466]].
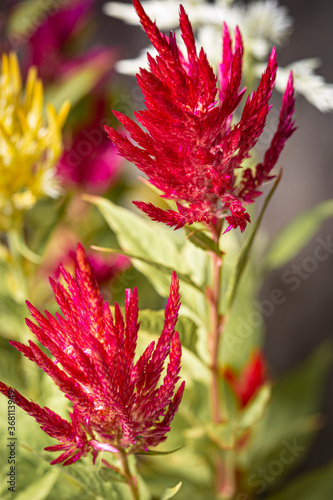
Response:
[[45, 62, 113, 112], [84, 196, 202, 295], [207, 384, 271, 450], [57, 459, 129, 500], [225, 173, 281, 313], [84, 195, 210, 333], [9, 469, 59, 500], [183, 226, 222, 256], [139, 309, 198, 355]]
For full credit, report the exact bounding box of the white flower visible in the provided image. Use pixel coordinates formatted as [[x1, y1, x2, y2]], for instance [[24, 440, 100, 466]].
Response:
[[105, 0, 333, 113], [275, 59, 333, 113], [105, 0, 292, 59]]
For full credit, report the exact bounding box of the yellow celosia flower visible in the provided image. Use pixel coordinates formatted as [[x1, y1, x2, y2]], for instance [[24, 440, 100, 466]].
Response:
[[0, 52, 70, 230]]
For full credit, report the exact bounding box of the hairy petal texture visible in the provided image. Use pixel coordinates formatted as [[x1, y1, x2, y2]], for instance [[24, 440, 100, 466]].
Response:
[[106, 1, 295, 232], [0, 245, 184, 465]]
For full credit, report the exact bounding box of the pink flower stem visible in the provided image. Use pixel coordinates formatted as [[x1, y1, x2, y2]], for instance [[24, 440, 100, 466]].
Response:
[[119, 449, 140, 500], [217, 452, 236, 499], [209, 223, 235, 498], [209, 222, 225, 424]]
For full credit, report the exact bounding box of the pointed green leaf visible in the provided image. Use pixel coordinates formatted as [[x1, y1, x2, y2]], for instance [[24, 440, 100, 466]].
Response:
[[91, 246, 203, 295], [205, 385, 271, 450], [161, 482, 182, 500], [266, 460, 333, 500], [22, 449, 128, 500], [59, 460, 128, 499], [238, 384, 271, 429], [183, 226, 222, 256], [8, 230, 41, 264], [137, 446, 184, 456], [225, 173, 281, 313], [45, 59, 113, 111], [265, 198, 333, 269]]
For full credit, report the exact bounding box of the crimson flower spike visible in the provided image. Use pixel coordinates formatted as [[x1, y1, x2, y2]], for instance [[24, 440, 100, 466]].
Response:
[[0, 244, 185, 466], [105, 0, 296, 233]]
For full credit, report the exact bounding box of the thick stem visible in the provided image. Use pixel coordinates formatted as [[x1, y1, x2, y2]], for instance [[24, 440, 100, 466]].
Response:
[[217, 452, 236, 499], [210, 250, 224, 423], [119, 449, 140, 500], [208, 222, 225, 423], [208, 224, 235, 498]]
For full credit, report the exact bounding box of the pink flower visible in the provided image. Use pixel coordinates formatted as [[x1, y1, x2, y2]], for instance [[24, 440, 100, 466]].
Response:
[[105, 0, 296, 233], [223, 351, 267, 408], [0, 244, 184, 465], [57, 96, 122, 193], [23, 0, 95, 82]]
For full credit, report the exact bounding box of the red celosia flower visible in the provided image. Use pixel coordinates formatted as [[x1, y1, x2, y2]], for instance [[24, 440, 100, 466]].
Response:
[[105, 0, 296, 233], [0, 244, 184, 465], [223, 350, 267, 408]]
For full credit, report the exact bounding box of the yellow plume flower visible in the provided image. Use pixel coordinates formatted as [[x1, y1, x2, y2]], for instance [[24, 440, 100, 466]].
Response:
[[0, 52, 70, 230]]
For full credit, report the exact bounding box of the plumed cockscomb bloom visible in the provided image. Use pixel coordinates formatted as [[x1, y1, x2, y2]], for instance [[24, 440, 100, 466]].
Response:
[[0, 244, 184, 465], [105, 0, 295, 233]]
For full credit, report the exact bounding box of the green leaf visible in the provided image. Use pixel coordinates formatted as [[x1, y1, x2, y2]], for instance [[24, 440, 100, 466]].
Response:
[[265, 198, 333, 269], [58, 460, 128, 499], [183, 226, 221, 256], [84, 196, 204, 299], [24, 450, 128, 500], [206, 422, 236, 449], [92, 246, 203, 295], [206, 385, 271, 450], [266, 460, 333, 500], [14, 468, 60, 500], [161, 482, 182, 500], [139, 309, 198, 354], [7, 230, 41, 264], [238, 384, 271, 429], [225, 173, 281, 313], [137, 446, 184, 456], [45, 58, 113, 111]]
